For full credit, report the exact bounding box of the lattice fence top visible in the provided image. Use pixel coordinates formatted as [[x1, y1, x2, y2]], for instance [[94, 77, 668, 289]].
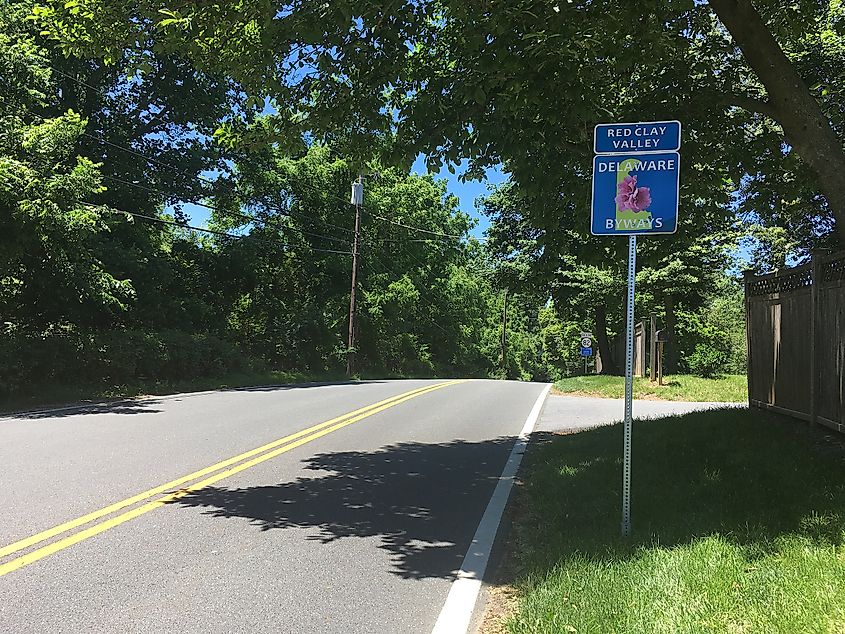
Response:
[[822, 254, 845, 283], [746, 251, 845, 296], [747, 267, 813, 297]]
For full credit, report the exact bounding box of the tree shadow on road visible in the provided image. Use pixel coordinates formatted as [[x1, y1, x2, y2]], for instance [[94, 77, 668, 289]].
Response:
[[172, 434, 543, 580], [2, 380, 398, 419], [225, 379, 392, 393], [4, 399, 165, 420]]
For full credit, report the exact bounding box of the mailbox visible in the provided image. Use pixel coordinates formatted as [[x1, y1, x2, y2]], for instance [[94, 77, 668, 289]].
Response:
[[655, 329, 669, 343]]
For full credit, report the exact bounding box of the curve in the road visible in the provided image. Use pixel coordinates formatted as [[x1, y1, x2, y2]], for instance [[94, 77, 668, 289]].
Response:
[[0, 380, 465, 578]]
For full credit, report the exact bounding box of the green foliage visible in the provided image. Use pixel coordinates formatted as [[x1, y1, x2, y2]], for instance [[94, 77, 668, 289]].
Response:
[[673, 274, 747, 376], [686, 343, 730, 378], [0, 327, 252, 395], [700, 276, 748, 374], [537, 305, 584, 381], [676, 311, 732, 375], [483, 177, 746, 379], [32, 0, 844, 253], [0, 4, 552, 400], [0, 3, 763, 404], [0, 13, 134, 335]]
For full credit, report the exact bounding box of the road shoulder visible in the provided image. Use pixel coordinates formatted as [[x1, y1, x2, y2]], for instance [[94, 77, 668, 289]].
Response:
[[474, 394, 744, 632]]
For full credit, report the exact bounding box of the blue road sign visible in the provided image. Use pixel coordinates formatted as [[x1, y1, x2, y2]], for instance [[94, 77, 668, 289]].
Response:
[[580, 347, 592, 357], [591, 152, 680, 235], [594, 120, 681, 154]]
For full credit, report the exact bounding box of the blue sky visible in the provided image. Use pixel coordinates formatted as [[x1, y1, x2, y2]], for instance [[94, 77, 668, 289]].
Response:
[[182, 156, 507, 240], [410, 157, 507, 238], [174, 94, 509, 232]]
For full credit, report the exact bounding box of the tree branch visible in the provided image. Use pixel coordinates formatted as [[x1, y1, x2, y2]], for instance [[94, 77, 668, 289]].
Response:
[[560, 138, 590, 157], [725, 94, 779, 120]]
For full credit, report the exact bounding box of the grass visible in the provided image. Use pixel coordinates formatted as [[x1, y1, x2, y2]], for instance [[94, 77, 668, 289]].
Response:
[[553, 374, 747, 402], [500, 409, 845, 633]]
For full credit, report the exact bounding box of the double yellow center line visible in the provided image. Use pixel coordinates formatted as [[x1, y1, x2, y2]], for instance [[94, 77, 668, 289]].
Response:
[[0, 380, 464, 577]]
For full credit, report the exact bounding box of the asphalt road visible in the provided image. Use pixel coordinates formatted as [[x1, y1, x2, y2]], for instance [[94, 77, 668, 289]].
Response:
[[0, 379, 548, 633]]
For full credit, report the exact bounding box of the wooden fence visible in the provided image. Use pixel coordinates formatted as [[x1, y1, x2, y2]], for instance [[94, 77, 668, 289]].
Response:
[[744, 250, 845, 432], [597, 320, 647, 376]]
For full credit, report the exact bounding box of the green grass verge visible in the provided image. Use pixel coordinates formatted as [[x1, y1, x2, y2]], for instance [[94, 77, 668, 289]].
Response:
[[553, 374, 747, 402], [504, 409, 845, 633]]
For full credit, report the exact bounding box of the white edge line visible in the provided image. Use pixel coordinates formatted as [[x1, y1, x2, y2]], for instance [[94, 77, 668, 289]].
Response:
[[431, 383, 552, 634]]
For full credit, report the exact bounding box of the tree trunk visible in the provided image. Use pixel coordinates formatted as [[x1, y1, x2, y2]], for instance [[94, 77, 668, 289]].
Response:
[[594, 304, 620, 375], [664, 294, 678, 374], [709, 0, 845, 246]]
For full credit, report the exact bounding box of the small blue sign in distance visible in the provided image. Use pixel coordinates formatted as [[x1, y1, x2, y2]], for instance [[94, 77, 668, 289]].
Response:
[[594, 120, 681, 154], [591, 152, 680, 235], [580, 347, 592, 357]]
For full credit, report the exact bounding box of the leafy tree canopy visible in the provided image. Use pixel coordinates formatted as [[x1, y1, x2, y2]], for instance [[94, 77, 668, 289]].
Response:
[[32, 0, 845, 248]]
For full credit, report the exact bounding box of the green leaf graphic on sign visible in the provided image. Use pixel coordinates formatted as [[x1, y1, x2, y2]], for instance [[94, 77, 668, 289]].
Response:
[[615, 157, 653, 231]]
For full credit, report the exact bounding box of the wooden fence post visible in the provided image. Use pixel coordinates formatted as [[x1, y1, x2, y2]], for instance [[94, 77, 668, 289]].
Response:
[[810, 251, 823, 426], [743, 270, 755, 409], [639, 319, 645, 377], [649, 312, 657, 382], [657, 342, 664, 385]]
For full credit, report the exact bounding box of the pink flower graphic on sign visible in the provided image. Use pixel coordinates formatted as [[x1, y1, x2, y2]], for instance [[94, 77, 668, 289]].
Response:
[[630, 184, 651, 210], [615, 174, 651, 212], [616, 174, 636, 199]]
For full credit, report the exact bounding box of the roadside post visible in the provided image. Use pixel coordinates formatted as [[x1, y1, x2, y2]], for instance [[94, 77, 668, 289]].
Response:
[[591, 120, 681, 536], [580, 332, 593, 374], [656, 329, 668, 386], [649, 312, 658, 381], [347, 176, 364, 377]]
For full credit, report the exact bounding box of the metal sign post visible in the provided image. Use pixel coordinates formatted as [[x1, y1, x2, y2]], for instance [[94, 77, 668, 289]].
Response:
[[621, 234, 637, 537], [579, 332, 593, 374], [590, 120, 682, 537]]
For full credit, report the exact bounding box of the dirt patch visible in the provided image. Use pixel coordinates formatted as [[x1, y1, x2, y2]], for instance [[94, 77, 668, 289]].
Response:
[[478, 582, 520, 634], [551, 387, 665, 401], [550, 388, 599, 397], [476, 492, 523, 634], [476, 433, 556, 632]]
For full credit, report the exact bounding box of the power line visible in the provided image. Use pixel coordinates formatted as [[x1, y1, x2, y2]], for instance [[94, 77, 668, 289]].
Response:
[[81, 130, 355, 237], [360, 208, 464, 240], [363, 204, 468, 266], [49, 67, 468, 244], [52, 65, 473, 245], [83, 132, 216, 182], [366, 236, 458, 245], [101, 174, 350, 245], [261, 173, 466, 243], [49, 65, 103, 93], [81, 202, 353, 255], [265, 168, 468, 243]]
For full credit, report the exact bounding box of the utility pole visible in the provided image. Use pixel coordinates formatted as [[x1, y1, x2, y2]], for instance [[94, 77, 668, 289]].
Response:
[[501, 288, 508, 378], [347, 176, 363, 377]]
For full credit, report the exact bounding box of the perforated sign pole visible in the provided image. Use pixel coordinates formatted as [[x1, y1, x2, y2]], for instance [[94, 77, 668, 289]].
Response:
[[591, 120, 681, 537], [621, 235, 637, 537]]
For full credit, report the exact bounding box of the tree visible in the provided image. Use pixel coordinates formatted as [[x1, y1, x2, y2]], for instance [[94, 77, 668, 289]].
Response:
[[635, 230, 737, 373], [0, 8, 131, 332], [32, 0, 845, 245], [2, 2, 565, 399], [707, 0, 845, 243]]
